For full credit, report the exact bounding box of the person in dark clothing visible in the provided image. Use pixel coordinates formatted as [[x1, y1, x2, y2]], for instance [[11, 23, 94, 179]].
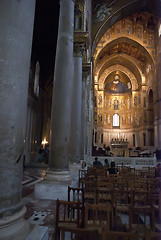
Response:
[[107, 161, 118, 174], [93, 157, 103, 167], [36, 145, 44, 163], [44, 144, 49, 164], [104, 158, 109, 167]]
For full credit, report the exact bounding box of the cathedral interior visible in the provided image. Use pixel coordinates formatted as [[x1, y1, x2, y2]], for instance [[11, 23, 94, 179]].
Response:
[[0, 0, 161, 239]]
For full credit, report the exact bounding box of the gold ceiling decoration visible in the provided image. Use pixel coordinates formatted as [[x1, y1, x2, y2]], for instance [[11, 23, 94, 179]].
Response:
[[98, 42, 146, 62]]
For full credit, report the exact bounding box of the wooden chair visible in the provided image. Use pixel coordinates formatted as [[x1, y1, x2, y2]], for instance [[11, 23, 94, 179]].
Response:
[[97, 174, 108, 182], [126, 205, 155, 235], [114, 180, 129, 190], [68, 186, 84, 203], [128, 181, 148, 191], [96, 181, 114, 191], [145, 231, 161, 240], [60, 227, 99, 240], [84, 203, 112, 234], [96, 188, 114, 205], [132, 189, 152, 206], [55, 199, 81, 240], [68, 186, 85, 227], [101, 230, 140, 240], [113, 189, 133, 213], [82, 179, 97, 204]]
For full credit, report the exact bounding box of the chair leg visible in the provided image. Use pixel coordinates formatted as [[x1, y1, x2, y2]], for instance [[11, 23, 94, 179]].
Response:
[[57, 228, 60, 240], [61, 228, 65, 240]]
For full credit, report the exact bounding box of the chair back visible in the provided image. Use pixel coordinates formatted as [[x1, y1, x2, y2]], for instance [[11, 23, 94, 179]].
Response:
[[68, 186, 84, 203], [55, 199, 81, 240], [84, 203, 112, 233], [60, 227, 99, 240], [145, 231, 161, 240], [101, 231, 140, 240]]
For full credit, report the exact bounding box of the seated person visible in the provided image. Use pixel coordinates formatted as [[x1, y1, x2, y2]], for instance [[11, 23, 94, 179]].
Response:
[[104, 158, 109, 167], [93, 157, 102, 167], [107, 161, 118, 174]]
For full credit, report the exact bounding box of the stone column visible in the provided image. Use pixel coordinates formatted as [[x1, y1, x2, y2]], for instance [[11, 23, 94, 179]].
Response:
[[49, 0, 75, 171], [24, 107, 32, 164], [68, 44, 83, 163], [80, 68, 93, 163], [80, 74, 86, 161], [0, 0, 36, 239], [85, 72, 93, 162]]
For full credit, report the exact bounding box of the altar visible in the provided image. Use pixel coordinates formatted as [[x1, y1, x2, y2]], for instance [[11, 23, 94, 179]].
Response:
[[110, 138, 129, 157], [110, 138, 128, 149]]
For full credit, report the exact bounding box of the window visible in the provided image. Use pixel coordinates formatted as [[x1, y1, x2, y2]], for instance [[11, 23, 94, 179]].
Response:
[[113, 114, 120, 128]]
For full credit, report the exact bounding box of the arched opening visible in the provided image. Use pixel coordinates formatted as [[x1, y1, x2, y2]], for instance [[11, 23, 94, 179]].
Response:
[[93, 12, 156, 155]]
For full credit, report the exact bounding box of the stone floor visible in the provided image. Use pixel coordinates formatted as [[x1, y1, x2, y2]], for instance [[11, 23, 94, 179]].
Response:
[[22, 163, 81, 240]]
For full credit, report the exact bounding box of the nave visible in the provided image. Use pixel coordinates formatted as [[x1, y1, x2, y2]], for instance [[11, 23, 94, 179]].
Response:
[[22, 162, 161, 240]]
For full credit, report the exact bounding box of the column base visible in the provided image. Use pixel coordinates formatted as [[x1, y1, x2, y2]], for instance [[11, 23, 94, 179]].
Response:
[[0, 207, 29, 240], [34, 170, 72, 200], [0, 206, 49, 240], [45, 169, 72, 183]]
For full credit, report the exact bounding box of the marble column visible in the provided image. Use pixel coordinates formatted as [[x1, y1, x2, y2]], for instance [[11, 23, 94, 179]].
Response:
[[49, 0, 75, 171], [69, 44, 83, 163], [24, 107, 32, 164], [0, 0, 36, 238], [85, 74, 93, 162], [80, 75, 86, 161]]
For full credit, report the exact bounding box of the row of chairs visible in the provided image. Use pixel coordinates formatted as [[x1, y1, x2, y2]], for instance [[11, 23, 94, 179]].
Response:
[[54, 165, 161, 240], [79, 166, 161, 233], [60, 228, 161, 240], [55, 199, 112, 240], [68, 186, 158, 230], [55, 198, 161, 240], [81, 180, 159, 210]]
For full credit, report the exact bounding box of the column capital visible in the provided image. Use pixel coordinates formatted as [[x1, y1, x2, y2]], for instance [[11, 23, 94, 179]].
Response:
[[74, 43, 86, 57]]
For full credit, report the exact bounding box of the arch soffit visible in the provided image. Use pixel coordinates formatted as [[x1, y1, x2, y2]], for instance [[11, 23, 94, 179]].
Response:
[[96, 54, 142, 81], [94, 37, 155, 71], [99, 64, 138, 91], [95, 54, 142, 88]]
